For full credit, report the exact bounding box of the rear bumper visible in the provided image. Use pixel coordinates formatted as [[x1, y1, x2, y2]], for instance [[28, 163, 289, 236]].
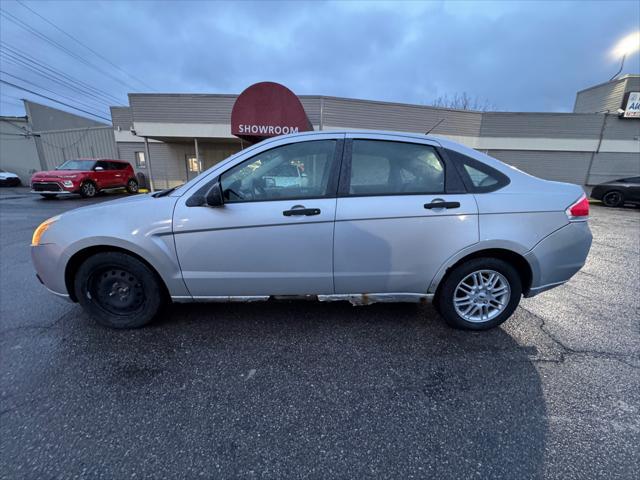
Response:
[[524, 221, 592, 297]]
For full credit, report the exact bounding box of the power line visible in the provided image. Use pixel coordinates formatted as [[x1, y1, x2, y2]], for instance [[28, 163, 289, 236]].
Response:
[[0, 116, 99, 151], [1, 41, 122, 104], [0, 79, 111, 122], [0, 70, 111, 116], [16, 0, 155, 92], [0, 50, 117, 108], [0, 7, 141, 92], [0, 42, 123, 105]]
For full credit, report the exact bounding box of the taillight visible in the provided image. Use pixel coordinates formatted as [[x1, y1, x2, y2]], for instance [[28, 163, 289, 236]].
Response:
[[566, 194, 589, 220]]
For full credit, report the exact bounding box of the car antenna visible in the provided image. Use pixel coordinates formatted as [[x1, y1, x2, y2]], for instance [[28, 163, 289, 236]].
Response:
[[425, 118, 445, 135]]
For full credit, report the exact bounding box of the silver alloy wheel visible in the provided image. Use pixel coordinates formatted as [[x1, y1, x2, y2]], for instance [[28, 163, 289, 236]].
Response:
[[453, 269, 511, 323], [128, 180, 138, 192], [83, 182, 96, 197]]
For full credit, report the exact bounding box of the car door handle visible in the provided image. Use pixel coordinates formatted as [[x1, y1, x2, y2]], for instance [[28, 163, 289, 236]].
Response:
[[283, 205, 321, 216], [424, 200, 460, 209]]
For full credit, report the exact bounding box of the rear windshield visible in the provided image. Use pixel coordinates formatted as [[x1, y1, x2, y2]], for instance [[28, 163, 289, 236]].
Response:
[[57, 160, 96, 170]]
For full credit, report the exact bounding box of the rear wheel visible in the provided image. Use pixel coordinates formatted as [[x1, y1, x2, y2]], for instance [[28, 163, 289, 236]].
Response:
[[126, 179, 139, 194], [436, 257, 522, 330], [74, 252, 164, 328], [80, 181, 97, 198], [40, 194, 57, 199], [602, 190, 624, 207]]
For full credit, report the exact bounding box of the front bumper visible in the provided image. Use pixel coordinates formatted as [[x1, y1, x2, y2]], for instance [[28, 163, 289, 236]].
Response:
[[30, 190, 74, 195], [32, 244, 70, 298], [524, 221, 592, 297], [31, 181, 77, 194]]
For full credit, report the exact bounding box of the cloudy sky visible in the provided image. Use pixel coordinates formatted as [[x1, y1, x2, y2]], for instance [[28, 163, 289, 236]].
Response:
[[0, 0, 639, 122]]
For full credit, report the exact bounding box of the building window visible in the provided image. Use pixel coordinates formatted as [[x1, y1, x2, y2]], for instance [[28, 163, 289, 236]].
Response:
[[187, 155, 199, 173], [134, 151, 146, 168]]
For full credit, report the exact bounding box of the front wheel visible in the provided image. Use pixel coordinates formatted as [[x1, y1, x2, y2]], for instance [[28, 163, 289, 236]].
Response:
[[74, 252, 164, 328], [436, 258, 522, 330], [80, 181, 97, 198], [126, 179, 139, 194], [602, 190, 624, 207]]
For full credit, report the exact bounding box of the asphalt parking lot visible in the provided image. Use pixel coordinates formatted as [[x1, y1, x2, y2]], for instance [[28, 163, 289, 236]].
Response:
[[0, 189, 638, 479]]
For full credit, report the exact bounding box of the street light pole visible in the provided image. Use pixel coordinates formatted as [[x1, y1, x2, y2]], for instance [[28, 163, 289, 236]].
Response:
[[609, 31, 639, 81], [609, 54, 626, 81]]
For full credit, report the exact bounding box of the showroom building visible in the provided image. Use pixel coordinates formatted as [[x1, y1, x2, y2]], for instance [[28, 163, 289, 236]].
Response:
[[110, 75, 639, 191]]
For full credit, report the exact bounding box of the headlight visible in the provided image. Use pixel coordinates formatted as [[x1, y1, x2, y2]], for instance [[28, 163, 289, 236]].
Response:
[[31, 215, 60, 246], [62, 180, 74, 187]]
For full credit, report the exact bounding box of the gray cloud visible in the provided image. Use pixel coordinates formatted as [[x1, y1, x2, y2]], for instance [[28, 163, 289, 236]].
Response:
[[1, 0, 638, 119]]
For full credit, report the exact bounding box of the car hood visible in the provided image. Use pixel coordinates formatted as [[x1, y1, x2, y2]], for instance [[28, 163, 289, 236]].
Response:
[[0, 172, 19, 179], [31, 170, 86, 179], [63, 193, 177, 221]]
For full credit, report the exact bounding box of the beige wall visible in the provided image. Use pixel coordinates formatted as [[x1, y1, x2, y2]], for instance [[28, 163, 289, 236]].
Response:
[[0, 118, 41, 183]]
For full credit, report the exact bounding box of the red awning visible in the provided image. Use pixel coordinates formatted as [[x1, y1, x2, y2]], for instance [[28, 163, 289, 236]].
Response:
[[231, 82, 312, 143]]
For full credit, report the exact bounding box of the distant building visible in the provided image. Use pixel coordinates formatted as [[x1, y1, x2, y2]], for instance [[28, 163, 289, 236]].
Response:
[[2, 77, 638, 189], [0, 100, 115, 183], [112, 76, 640, 190], [574, 74, 640, 114]]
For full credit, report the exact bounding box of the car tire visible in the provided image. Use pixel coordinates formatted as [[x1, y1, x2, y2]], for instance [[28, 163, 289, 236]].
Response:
[[74, 252, 164, 329], [602, 190, 624, 207], [79, 181, 97, 198], [126, 179, 139, 194], [40, 194, 57, 199], [436, 257, 522, 330]]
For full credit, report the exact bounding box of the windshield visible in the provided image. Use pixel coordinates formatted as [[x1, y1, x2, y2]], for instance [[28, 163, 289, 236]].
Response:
[[56, 160, 96, 171]]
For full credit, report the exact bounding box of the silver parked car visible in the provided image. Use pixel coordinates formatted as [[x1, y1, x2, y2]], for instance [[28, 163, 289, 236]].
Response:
[[31, 131, 592, 330]]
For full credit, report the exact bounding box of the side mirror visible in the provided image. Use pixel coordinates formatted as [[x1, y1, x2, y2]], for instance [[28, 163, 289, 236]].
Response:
[[94, 166, 104, 171], [205, 182, 224, 207]]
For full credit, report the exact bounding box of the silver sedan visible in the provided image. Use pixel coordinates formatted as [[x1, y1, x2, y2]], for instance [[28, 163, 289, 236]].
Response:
[[31, 130, 592, 330]]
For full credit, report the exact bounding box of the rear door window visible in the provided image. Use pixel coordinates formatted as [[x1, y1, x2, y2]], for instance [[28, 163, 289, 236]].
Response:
[[347, 140, 445, 196]]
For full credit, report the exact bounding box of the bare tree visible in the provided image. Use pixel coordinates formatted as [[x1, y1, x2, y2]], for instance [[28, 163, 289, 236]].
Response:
[[428, 92, 497, 111]]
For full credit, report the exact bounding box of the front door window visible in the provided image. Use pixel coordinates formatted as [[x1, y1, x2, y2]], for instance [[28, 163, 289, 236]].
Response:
[[220, 140, 337, 202]]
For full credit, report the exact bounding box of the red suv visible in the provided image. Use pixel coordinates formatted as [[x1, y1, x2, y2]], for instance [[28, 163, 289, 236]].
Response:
[[31, 159, 139, 199]]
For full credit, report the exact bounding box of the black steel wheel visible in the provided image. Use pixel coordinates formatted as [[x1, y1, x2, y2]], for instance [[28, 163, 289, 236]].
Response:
[[74, 252, 164, 328], [602, 190, 624, 207]]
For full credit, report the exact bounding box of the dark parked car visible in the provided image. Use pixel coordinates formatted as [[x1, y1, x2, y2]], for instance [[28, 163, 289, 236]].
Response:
[[590, 176, 640, 207]]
